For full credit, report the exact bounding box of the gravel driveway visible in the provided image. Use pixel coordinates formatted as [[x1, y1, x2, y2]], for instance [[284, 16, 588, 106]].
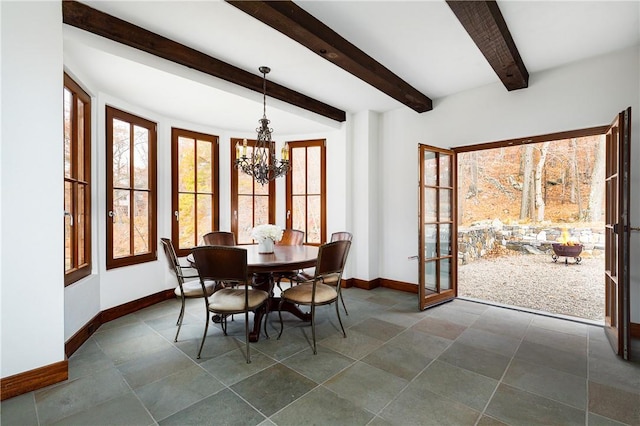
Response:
[[457, 252, 605, 321]]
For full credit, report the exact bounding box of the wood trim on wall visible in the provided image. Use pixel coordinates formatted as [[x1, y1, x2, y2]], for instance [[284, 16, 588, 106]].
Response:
[[344, 277, 381, 290], [65, 290, 175, 358], [379, 278, 419, 294], [631, 322, 640, 338], [1, 360, 68, 401]]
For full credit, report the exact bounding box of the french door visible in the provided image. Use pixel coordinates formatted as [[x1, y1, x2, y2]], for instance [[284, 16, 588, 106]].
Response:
[[418, 144, 457, 309], [604, 107, 632, 360]]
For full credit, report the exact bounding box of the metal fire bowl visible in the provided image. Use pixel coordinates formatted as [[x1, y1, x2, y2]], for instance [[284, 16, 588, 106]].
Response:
[[552, 243, 583, 257]]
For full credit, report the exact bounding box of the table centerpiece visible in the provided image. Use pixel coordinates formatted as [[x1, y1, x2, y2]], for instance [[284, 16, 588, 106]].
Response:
[[251, 224, 284, 253]]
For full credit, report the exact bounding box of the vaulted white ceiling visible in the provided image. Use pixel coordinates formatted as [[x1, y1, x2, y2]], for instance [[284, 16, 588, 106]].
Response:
[[63, 1, 640, 135]]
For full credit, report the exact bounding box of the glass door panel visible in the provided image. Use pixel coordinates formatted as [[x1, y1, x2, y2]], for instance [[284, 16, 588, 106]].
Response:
[[419, 144, 456, 310]]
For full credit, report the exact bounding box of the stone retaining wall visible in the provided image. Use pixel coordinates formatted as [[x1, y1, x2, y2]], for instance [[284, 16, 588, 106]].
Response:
[[458, 220, 604, 264]]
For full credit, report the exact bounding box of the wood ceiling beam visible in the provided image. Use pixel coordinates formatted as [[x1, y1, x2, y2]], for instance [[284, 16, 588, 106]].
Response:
[[446, 0, 528, 91], [62, 1, 346, 122], [226, 0, 433, 113]]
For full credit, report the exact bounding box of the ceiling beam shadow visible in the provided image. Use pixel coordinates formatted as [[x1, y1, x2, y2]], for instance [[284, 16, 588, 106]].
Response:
[[62, 1, 346, 122], [227, 0, 433, 113], [446, 0, 528, 91]]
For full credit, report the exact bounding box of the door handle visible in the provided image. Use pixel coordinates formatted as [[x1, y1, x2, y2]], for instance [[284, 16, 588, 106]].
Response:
[[108, 210, 115, 223], [64, 211, 73, 226], [286, 210, 291, 220], [174, 211, 179, 222]]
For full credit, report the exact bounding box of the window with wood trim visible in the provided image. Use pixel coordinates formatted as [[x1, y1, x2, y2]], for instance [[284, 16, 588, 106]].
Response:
[[171, 128, 219, 256], [230, 138, 275, 244], [64, 74, 92, 285], [106, 106, 157, 269], [285, 139, 326, 244]]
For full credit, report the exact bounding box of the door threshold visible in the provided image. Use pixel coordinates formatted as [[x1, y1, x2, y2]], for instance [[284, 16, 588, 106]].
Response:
[[456, 296, 605, 327]]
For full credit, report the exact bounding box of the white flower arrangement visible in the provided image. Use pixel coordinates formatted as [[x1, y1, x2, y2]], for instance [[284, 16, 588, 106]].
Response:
[[250, 224, 284, 242]]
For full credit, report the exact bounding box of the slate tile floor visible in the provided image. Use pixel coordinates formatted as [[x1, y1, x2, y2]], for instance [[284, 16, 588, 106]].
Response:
[[2, 287, 639, 425]]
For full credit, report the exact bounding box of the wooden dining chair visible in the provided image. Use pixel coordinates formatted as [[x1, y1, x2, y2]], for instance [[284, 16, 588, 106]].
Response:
[[160, 238, 216, 342], [191, 245, 269, 362], [273, 229, 305, 291], [330, 231, 353, 242], [203, 231, 236, 246], [297, 231, 353, 315], [277, 240, 351, 354]]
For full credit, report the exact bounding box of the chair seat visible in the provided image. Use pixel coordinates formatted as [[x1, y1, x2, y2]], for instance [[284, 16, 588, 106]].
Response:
[[209, 288, 269, 313], [282, 282, 337, 304], [175, 280, 215, 298]]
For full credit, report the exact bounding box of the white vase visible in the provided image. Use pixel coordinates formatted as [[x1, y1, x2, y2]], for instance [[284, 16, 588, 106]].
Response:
[[258, 238, 275, 253]]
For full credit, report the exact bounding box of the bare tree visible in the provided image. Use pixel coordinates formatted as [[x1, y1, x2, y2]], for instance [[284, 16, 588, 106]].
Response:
[[570, 138, 583, 218], [535, 142, 550, 221], [520, 144, 535, 220], [587, 134, 606, 222]]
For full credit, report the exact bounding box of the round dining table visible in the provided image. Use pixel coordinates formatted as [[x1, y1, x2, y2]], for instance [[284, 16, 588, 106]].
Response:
[[188, 244, 319, 342]]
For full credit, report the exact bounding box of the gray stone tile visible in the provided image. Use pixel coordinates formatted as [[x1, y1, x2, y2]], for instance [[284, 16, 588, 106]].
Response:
[[160, 388, 265, 425], [34, 367, 130, 424], [67, 338, 115, 380], [515, 340, 587, 377], [381, 386, 480, 425], [349, 317, 406, 342], [200, 347, 277, 386], [524, 325, 587, 356], [471, 312, 531, 339], [117, 345, 195, 389], [231, 364, 317, 417], [476, 415, 509, 426], [98, 330, 175, 365], [588, 381, 640, 425], [456, 327, 521, 357], [0, 392, 38, 426], [324, 361, 408, 413], [414, 360, 499, 411], [49, 393, 153, 426], [588, 352, 640, 394], [587, 412, 628, 426], [530, 315, 589, 337], [428, 303, 480, 326], [485, 384, 585, 426], [388, 328, 453, 359], [362, 338, 434, 381], [270, 386, 374, 425], [502, 358, 587, 409], [373, 307, 424, 328], [450, 298, 491, 315], [319, 328, 385, 359], [282, 346, 355, 383], [439, 342, 511, 380], [134, 364, 224, 421], [411, 316, 468, 340]]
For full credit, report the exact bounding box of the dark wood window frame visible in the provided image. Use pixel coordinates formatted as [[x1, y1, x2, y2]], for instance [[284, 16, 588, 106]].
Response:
[[171, 128, 220, 256], [230, 137, 276, 244], [64, 73, 92, 286], [285, 139, 326, 245], [106, 106, 157, 269]]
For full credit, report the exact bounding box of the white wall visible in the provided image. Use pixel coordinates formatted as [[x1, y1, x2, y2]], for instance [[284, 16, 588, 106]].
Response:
[[1, 1, 65, 377], [379, 45, 640, 322]]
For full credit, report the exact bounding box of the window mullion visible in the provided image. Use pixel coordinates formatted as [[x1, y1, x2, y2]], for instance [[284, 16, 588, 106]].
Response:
[[129, 126, 135, 256]]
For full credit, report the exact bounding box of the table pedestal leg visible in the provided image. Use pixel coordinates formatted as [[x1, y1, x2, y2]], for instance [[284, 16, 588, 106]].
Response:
[[248, 273, 312, 342]]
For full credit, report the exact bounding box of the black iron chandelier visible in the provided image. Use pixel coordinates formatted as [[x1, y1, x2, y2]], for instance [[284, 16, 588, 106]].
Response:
[[235, 66, 289, 185]]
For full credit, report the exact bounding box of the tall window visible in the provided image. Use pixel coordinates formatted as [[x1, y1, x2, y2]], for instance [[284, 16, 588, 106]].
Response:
[[106, 106, 157, 269], [171, 128, 219, 256], [230, 138, 275, 244], [64, 74, 92, 285], [285, 139, 326, 244]]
